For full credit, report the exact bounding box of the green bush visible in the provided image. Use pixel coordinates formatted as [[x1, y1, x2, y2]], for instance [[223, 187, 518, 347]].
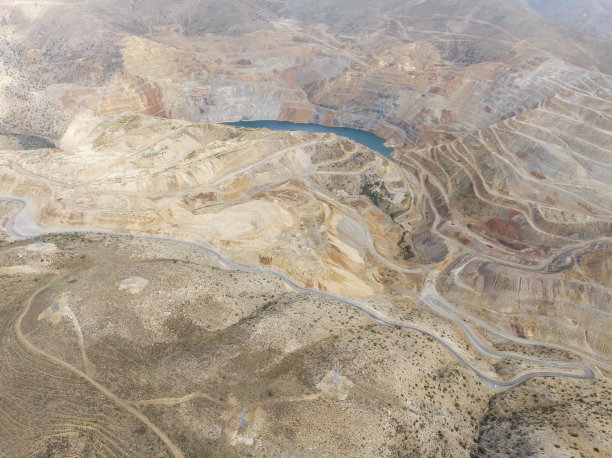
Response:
[[1, 132, 55, 149]]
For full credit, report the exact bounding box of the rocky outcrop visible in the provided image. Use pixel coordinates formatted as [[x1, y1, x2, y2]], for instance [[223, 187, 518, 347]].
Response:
[[0, 114, 417, 299]]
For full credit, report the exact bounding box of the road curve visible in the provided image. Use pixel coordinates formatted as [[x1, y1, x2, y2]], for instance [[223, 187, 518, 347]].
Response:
[[1, 197, 29, 239], [434, 262, 612, 372], [0, 196, 602, 391]]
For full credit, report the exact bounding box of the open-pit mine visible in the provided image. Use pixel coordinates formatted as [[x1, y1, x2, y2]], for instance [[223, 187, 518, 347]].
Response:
[[0, 1, 611, 456]]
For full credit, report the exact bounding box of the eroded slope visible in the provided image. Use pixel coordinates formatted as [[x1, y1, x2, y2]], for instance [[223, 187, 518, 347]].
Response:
[[0, 227, 609, 456]]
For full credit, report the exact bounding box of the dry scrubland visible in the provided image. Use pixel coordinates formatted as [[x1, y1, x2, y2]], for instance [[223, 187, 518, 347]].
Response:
[[2, 109, 610, 372], [0, 0, 611, 456], [0, 227, 609, 456], [0, 108, 611, 455]]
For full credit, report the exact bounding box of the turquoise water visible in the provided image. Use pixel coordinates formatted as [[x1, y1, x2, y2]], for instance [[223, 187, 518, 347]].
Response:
[[224, 120, 394, 157]]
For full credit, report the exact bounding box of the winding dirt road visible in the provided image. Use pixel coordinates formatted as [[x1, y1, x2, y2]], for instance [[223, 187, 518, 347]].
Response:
[[1, 195, 604, 393]]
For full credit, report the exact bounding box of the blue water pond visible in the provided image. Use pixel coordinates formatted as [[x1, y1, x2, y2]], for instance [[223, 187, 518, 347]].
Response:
[[224, 120, 393, 157]]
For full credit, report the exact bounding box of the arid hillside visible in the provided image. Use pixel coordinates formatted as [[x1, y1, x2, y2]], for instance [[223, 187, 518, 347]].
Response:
[[513, 0, 612, 39], [0, 1, 611, 456], [0, 220, 610, 456], [1, 0, 611, 144]]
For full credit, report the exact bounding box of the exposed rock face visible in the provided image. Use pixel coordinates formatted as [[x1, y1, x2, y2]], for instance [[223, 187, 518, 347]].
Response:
[[440, 257, 612, 363], [0, 1, 612, 456], [0, 114, 418, 299], [1, 0, 611, 145], [0, 0, 611, 362], [397, 71, 612, 362]]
